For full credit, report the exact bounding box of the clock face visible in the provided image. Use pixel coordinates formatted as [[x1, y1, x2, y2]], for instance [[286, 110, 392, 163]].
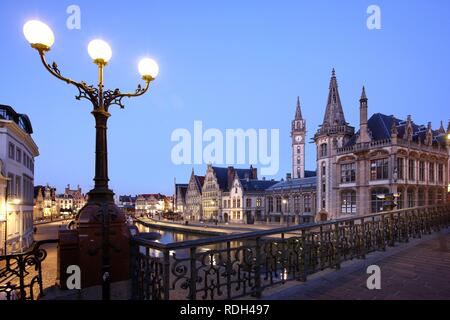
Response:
[[295, 135, 303, 142]]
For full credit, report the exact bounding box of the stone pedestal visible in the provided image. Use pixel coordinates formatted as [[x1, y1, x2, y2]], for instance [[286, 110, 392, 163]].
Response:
[[58, 202, 131, 291]]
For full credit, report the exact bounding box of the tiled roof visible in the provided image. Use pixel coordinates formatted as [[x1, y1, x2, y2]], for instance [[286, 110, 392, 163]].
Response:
[[212, 166, 255, 191], [239, 179, 279, 192], [267, 176, 316, 192], [345, 113, 447, 147]]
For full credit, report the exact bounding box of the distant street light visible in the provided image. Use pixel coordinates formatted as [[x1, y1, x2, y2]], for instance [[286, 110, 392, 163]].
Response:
[[24, 19, 159, 300]]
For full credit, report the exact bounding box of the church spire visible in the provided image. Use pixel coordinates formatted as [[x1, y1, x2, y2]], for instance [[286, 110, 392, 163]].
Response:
[[322, 68, 346, 127], [295, 96, 303, 120]]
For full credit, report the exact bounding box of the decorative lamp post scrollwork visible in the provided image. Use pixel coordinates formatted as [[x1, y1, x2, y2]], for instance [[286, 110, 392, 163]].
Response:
[[23, 20, 159, 299]]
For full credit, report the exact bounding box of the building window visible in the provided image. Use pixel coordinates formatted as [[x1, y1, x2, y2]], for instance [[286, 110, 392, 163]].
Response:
[[7, 173, 14, 197], [246, 198, 252, 208], [419, 161, 425, 181], [256, 198, 262, 208], [407, 188, 415, 208], [223, 200, 227, 208], [268, 197, 273, 213], [418, 188, 425, 206], [408, 159, 415, 180], [370, 158, 389, 180], [340, 163, 356, 183], [428, 190, 434, 205], [437, 164, 444, 183], [341, 190, 356, 214], [8, 143, 15, 159], [237, 199, 241, 208], [437, 189, 443, 203], [397, 157, 404, 180], [16, 148, 22, 163], [321, 162, 326, 176], [276, 197, 282, 212], [429, 163, 435, 183], [304, 194, 312, 212], [15, 175, 21, 198], [294, 196, 301, 213], [320, 143, 328, 157], [371, 188, 389, 213]]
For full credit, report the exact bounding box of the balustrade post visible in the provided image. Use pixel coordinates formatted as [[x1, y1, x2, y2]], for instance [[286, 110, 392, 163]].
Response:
[[299, 229, 307, 282], [226, 241, 232, 299], [254, 237, 262, 298], [334, 223, 341, 270], [189, 247, 197, 300], [163, 248, 170, 300], [388, 213, 395, 247], [360, 218, 366, 259]]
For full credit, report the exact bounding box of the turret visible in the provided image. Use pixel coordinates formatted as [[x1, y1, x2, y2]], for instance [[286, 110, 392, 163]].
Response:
[[357, 86, 371, 143]]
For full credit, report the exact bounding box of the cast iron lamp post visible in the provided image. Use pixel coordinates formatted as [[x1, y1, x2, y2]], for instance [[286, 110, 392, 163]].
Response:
[[23, 20, 159, 299]]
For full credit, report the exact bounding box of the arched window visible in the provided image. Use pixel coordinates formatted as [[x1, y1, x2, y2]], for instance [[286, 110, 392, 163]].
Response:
[[341, 190, 356, 214], [371, 188, 389, 213]]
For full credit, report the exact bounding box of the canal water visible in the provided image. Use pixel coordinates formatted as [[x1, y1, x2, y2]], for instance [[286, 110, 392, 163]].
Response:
[[135, 222, 251, 258]]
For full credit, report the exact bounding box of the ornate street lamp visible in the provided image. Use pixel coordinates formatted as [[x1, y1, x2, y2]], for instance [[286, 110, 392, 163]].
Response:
[[23, 20, 159, 299]]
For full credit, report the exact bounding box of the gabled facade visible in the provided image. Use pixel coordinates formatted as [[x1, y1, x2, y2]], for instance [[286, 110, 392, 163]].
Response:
[[222, 176, 278, 224], [184, 170, 204, 220], [201, 164, 257, 221]]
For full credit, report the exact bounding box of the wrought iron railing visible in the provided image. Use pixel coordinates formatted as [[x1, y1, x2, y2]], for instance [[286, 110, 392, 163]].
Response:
[[0, 239, 58, 300], [131, 204, 450, 300]]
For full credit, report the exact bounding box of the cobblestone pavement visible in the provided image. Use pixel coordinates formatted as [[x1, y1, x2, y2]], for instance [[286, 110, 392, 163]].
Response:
[[34, 221, 64, 296], [264, 229, 450, 300]]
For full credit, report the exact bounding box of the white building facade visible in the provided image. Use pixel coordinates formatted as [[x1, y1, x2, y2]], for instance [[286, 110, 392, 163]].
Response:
[[0, 104, 38, 254]]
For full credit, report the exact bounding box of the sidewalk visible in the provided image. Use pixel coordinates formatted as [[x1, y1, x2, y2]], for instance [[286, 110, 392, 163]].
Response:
[[263, 228, 450, 300]]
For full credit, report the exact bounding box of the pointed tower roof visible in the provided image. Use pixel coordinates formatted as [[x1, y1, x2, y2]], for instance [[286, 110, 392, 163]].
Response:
[[438, 121, 446, 134], [295, 96, 303, 120], [322, 68, 346, 127], [360, 86, 367, 101]]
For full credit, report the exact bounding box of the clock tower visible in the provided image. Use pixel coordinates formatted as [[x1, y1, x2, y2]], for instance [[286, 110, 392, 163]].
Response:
[[291, 97, 306, 179]]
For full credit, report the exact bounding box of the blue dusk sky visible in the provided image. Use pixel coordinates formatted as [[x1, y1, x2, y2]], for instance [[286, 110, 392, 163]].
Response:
[[0, 0, 449, 196]]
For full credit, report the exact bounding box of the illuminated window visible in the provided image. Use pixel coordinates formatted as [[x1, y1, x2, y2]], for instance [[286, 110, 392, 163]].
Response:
[[370, 159, 389, 180]]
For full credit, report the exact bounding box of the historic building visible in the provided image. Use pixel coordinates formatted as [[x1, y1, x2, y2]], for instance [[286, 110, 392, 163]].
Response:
[[174, 182, 188, 213], [264, 97, 317, 225], [265, 174, 317, 224], [184, 169, 204, 221], [56, 193, 73, 215], [201, 165, 258, 222], [313, 69, 450, 221], [292, 97, 307, 179], [118, 195, 136, 214], [33, 184, 57, 220], [0, 104, 38, 254], [222, 175, 278, 224], [135, 193, 168, 215], [63, 184, 86, 213]]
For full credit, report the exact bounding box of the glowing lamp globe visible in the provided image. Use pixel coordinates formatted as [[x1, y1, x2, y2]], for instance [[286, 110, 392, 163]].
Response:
[[23, 20, 55, 50], [87, 39, 112, 64], [138, 58, 159, 80]]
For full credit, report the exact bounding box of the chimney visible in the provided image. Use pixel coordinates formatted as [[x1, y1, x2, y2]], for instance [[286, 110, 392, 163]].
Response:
[[227, 166, 235, 190], [250, 165, 258, 179]]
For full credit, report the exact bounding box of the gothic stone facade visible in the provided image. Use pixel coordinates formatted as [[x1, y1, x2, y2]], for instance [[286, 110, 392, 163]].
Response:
[[314, 70, 450, 221]]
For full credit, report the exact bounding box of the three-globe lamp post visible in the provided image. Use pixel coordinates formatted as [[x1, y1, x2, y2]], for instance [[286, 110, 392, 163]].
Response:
[[23, 19, 159, 299]]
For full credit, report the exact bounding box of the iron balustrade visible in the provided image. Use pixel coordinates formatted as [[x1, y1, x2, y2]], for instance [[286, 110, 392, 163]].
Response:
[[131, 204, 450, 300], [0, 239, 58, 300]]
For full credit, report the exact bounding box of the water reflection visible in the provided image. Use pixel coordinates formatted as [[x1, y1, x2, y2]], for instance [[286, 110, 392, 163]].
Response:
[[135, 223, 249, 259]]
